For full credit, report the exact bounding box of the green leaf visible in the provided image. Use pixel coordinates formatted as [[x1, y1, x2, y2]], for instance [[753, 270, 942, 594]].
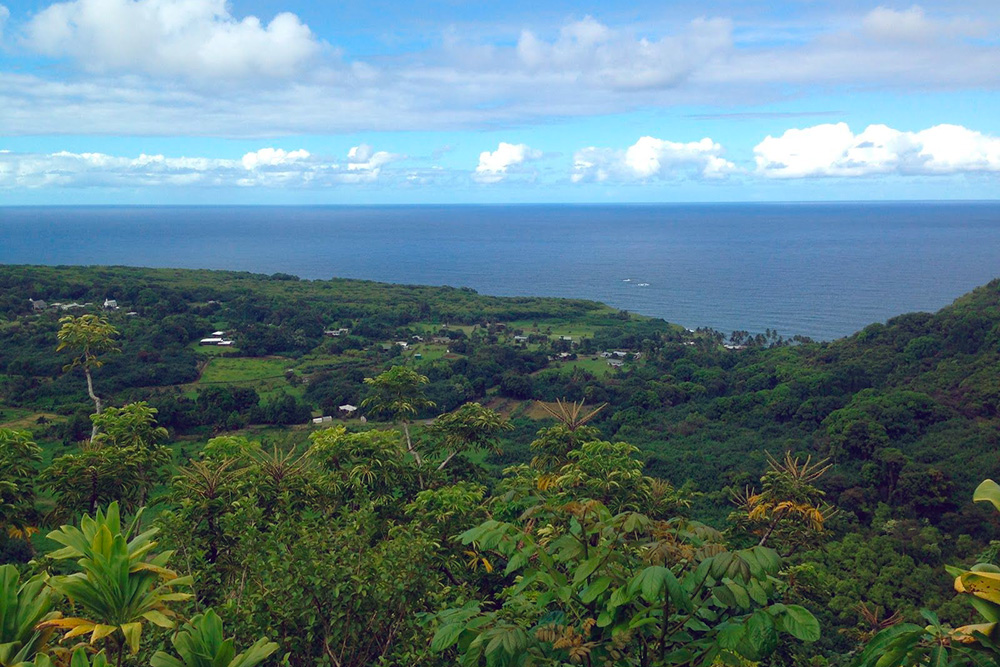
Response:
[[740, 611, 777, 661], [716, 622, 745, 650], [774, 604, 820, 642], [573, 556, 602, 585], [580, 576, 613, 604], [431, 623, 466, 652], [974, 480, 1000, 513]]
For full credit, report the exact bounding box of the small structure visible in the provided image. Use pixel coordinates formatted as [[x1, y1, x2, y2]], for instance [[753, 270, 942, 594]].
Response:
[[558, 352, 572, 359], [613, 351, 628, 358], [599, 351, 613, 358], [432, 336, 451, 344], [211, 330, 226, 337], [312, 415, 334, 425], [217, 340, 234, 346], [414, 353, 423, 360], [339, 404, 358, 417], [411, 335, 424, 342], [324, 328, 350, 337], [126, 311, 139, 316], [513, 335, 529, 343], [29, 299, 47, 311], [103, 299, 118, 310], [560, 335, 573, 342], [608, 359, 625, 368], [200, 337, 225, 346], [396, 341, 409, 349]]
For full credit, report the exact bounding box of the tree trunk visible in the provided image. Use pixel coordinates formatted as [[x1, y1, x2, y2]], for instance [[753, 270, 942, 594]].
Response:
[[437, 450, 457, 471], [85, 367, 102, 441], [401, 422, 425, 489]]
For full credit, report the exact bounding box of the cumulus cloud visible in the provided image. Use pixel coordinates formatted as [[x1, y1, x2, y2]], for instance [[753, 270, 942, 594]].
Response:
[[474, 142, 542, 183], [1, 6, 999, 136], [753, 122, 1000, 178], [23, 0, 320, 80], [0, 145, 402, 188], [572, 136, 736, 183]]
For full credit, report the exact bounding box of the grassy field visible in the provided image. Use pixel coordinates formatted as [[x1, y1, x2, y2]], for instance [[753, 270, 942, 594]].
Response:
[[199, 357, 292, 384], [558, 356, 618, 376]]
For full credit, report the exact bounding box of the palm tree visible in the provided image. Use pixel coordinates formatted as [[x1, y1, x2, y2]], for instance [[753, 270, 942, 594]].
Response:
[[56, 315, 120, 441], [38, 503, 192, 665]]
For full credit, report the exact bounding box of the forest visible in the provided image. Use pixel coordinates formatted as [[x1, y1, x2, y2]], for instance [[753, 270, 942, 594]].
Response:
[[3, 264, 1000, 666]]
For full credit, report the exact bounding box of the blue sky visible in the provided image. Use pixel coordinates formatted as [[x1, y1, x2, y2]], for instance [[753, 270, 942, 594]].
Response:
[[0, 0, 998, 203]]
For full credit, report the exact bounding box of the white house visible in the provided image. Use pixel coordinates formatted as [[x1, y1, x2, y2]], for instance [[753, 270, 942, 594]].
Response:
[[103, 299, 118, 310]]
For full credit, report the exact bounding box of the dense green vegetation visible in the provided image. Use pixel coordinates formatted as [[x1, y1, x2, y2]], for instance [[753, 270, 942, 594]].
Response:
[[3, 264, 1000, 665]]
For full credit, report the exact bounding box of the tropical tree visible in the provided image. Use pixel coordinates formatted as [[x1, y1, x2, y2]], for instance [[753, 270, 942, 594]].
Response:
[[90, 403, 172, 506], [854, 479, 1000, 666], [90, 403, 168, 450], [56, 315, 120, 441], [0, 429, 42, 541], [150, 609, 277, 667], [432, 438, 821, 666], [361, 366, 436, 467], [429, 402, 512, 471], [729, 452, 836, 557], [38, 503, 192, 663], [0, 564, 60, 667]]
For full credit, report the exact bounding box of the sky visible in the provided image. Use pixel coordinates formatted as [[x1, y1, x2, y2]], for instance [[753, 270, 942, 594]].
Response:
[[0, 0, 999, 203]]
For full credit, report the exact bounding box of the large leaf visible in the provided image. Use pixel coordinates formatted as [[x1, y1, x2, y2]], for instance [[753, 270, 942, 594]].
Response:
[[773, 604, 820, 642], [974, 480, 1000, 513]]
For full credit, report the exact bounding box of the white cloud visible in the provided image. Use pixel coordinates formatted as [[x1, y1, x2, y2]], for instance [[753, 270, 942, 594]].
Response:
[[572, 136, 736, 183], [515, 15, 731, 90], [23, 0, 320, 80], [753, 122, 1000, 178], [862, 6, 984, 43], [0, 145, 403, 188], [474, 142, 542, 183], [0, 5, 9, 43], [1, 7, 999, 136]]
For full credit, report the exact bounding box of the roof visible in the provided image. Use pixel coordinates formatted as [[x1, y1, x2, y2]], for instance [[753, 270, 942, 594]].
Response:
[[339, 404, 358, 411]]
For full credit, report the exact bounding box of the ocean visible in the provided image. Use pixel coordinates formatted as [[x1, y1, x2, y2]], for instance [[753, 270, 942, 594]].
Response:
[[1, 202, 998, 341]]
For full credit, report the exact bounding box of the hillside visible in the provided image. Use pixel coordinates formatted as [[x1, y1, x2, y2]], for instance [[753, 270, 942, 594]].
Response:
[[3, 264, 1000, 664]]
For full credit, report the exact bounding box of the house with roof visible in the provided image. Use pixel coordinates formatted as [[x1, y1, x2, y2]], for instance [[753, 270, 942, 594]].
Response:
[[104, 299, 119, 310]]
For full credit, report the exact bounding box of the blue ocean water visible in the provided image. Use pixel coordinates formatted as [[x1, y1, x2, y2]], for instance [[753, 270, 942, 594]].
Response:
[[1, 203, 998, 341]]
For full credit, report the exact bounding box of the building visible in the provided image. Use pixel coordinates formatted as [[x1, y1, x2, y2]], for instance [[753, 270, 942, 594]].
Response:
[[339, 404, 358, 417], [608, 359, 625, 368], [103, 299, 119, 310], [199, 337, 225, 346], [513, 335, 529, 343], [29, 299, 47, 311], [211, 330, 226, 337], [396, 341, 409, 348], [432, 336, 451, 344], [324, 328, 350, 337], [312, 415, 334, 424], [411, 335, 424, 342]]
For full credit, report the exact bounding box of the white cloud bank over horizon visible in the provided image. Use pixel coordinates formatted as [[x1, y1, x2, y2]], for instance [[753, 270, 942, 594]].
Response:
[[474, 143, 542, 183], [754, 123, 1000, 178], [22, 0, 320, 80], [0, 145, 401, 188], [573, 136, 736, 182]]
